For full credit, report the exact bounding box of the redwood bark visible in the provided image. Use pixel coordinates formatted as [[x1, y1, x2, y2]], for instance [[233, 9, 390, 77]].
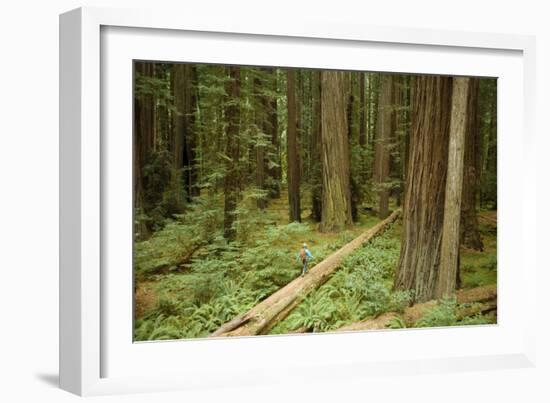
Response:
[[173, 64, 199, 201], [287, 70, 301, 222], [374, 74, 393, 219], [394, 76, 453, 303], [311, 71, 322, 221], [359, 73, 367, 147], [134, 61, 155, 239], [436, 77, 470, 299], [320, 71, 353, 232], [347, 73, 360, 221], [460, 78, 484, 250]]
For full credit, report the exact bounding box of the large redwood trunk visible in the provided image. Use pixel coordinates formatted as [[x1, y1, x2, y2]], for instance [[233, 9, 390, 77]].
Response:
[[320, 71, 353, 232], [460, 78, 484, 250], [394, 76, 453, 303], [436, 77, 470, 299]]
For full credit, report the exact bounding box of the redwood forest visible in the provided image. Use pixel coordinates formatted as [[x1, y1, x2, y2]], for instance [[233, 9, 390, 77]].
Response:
[[133, 62, 497, 341]]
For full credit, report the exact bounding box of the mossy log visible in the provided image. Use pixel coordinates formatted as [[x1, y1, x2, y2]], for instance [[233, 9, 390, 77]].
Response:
[[210, 209, 401, 337], [334, 284, 497, 332]]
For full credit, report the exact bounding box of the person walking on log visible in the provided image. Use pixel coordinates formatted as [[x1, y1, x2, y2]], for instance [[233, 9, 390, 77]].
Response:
[[298, 243, 314, 277]]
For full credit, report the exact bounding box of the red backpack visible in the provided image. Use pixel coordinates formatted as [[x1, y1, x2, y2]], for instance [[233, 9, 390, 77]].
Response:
[[299, 248, 306, 261]]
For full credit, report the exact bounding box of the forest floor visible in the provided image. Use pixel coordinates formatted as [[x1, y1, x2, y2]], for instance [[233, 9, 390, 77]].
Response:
[[134, 191, 497, 341]]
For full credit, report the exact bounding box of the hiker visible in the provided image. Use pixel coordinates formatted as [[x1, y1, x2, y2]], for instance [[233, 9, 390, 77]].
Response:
[[298, 243, 314, 277]]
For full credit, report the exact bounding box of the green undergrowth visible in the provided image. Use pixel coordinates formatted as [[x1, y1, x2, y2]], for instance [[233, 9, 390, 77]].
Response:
[[460, 217, 497, 289], [412, 299, 496, 328], [271, 216, 498, 334], [134, 192, 382, 341], [270, 222, 410, 334], [134, 198, 498, 341]]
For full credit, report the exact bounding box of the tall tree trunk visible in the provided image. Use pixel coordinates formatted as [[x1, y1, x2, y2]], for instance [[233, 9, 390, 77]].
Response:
[[359, 73, 367, 147], [368, 74, 380, 153], [392, 75, 402, 207], [347, 73, 360, 221], [254, 72, 268, 210], [287, 70, 301, 222], [401, 76, 412, 204], [267, 68, 280, 198], [320, 71, 353, 232], [223, 67, 241, 240], [485, 82, 498, 209], [394, 76, 453, 303], [311, 71, 322, 221], [460, 78, 484, 251], [296, 71, 304, 182], [436, 77, 470, 299], [374, 74, 393, 219], [173, 64, 199, 202], [134, 61, 155, 239]]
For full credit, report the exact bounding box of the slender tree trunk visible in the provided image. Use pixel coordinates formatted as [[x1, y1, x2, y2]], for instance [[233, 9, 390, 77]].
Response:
[[223, 67, 241, 240], [296, 72, 304, 182], [369, 73, 380, 153], [486, 83, 498, 209], [460, 78, 484, 251], [392, 75, 402, 207], [267, 68, 280, 198], [401, 76, 412, 203], [436, 77, 470, 299], [254, 73, 268, 210], [394, 76, 453, 303], [186, 66, 199, 198], [359, 73, 367, 147], [320, 71, 353, 232], [366, 74, 371, 148], [173, 64, 199, 202], [374, 74, 393, 219], [287, 70, 301, 222], [311, 71, 322, 221], [134, 61, 155, 239], [347, 73, 360, 221]]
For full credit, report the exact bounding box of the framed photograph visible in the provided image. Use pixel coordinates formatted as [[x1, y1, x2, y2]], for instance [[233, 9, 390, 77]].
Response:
[[60, 6, 537, 396]]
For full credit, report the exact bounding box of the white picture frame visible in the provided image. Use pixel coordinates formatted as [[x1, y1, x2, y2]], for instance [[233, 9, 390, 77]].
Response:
[[59, 6, 537, 396]]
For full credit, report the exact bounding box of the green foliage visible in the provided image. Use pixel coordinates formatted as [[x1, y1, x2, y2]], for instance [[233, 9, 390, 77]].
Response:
[[135, 71, 174, 110], [457, 313, 495, 326], [141, 150, 180, 230], [387, 316, 406, 329], [135, 277, 259, 340], [134, 195, 222, 279], [414, 300, 495, 329], [414, 299, 457, 328], [272, 224, 412, 334], [134, 216, 315, 340]]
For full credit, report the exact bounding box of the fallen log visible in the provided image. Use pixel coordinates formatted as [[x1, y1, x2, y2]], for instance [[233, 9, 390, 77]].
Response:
[[210, 209, 401, 337], [334, 284, 497, 332]]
